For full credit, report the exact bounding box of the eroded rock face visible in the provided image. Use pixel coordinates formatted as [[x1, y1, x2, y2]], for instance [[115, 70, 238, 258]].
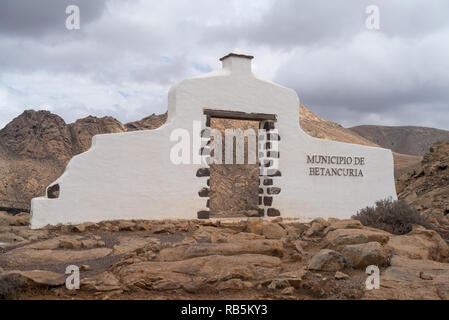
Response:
[[387, 226, 449, 262], [158, 239, 284, 261], [307, 249, 346, 271], [324, 228, 390, 251], [365, 256, 449, 300], [0, 110, 73, 162], [397, 142, 449, 232], [117, 254, 282, 292], [342, 242, 390, 269]]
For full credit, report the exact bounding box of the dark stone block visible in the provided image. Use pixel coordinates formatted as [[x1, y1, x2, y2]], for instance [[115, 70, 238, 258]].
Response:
[[268, 133, 280, 141], [264, 122, 275, 130], [259, 196, 262, 205], [198, 187, 210, 197], [267, 208, 280, 217], [267, 187, 281, 195], [258, 208, 265, 217], [263, 178, 273, 186], [263, 197, 273, 206], [206, 199, 210, 208], [197, 211, 210, 219], [196, 168, 210, 177], [259, 188, 264, 194], [265, 142, 272, 150]]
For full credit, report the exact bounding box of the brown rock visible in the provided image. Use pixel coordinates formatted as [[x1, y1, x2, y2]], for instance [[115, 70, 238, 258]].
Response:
[[158, 239, 284, 261], [342, 242, 389, 269], [365, 255, 449, 300], [81, 272, 121, 292], [324, 228, 390, 250], [335, 271, 349, 280], [386, 225, 449, 262], [308, 249, 346, 271], [2, 270, 65, 286], [262, 223, 287, 239], [118, 221, 135, 231], [118, 254, 281, 292]]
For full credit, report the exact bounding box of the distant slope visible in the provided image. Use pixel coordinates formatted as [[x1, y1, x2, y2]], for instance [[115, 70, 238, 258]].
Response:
[[300, 105, 379, 147], [349, 125, 449, 156], [300, 106, 422, 178]]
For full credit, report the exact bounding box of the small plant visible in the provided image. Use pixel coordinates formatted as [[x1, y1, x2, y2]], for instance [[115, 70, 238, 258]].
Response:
[[352, 198, 430, 235], [0, 274, 27, 300]]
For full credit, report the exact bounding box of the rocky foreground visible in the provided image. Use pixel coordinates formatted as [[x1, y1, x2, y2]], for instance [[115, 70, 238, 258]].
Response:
[[1, 212, 449, 300]]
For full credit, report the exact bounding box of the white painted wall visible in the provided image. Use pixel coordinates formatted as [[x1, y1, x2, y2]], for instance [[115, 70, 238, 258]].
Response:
[[30, 52, 397, 229]]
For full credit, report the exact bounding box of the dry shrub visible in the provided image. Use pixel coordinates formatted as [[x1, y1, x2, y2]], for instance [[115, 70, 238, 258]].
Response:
[[0, 274, 27, 300], [352, 198, 430, 235]]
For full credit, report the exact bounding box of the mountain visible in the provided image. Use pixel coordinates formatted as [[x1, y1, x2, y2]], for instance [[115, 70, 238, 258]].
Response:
[[396, 142, 449, 233], [349, 125, 449, 156], [299, 106, 422, 178], [0, 110, 167, 211]]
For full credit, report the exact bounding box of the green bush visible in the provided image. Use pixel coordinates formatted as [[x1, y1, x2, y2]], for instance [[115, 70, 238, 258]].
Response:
[[352, 198, 430, 235]]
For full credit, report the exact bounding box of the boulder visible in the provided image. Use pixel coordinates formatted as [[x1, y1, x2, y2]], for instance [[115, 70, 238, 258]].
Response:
[[0, 212, 30, 226], [304, 218, 329, 237], [341, 242, 389, 269], [247, 220, 287, 239], [2, 270, 65, 286], [324, 228, 390, 250], [386, 225, 449, 262], [365, 255, 449, 300], [308, 249, 346, 271], [262, 223, 287, 239], [81, 272, 121, 292], [323, 219, 363, 235], [118, 221, 136, 231], [118, 254, 281, 292], [158, 239, 284, 261], [2, 244, 112, 267]]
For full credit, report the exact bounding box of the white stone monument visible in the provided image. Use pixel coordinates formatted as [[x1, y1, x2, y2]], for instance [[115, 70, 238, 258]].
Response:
[[30, 51, 397, 229]]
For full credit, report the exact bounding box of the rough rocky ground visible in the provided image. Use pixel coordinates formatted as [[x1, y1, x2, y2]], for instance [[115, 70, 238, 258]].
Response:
[[397, 142, 449, 235], [1, 212, 449, 300]]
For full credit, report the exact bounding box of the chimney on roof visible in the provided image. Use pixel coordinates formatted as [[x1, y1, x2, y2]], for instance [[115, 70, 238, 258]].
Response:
[[220, 49, 254, 74]]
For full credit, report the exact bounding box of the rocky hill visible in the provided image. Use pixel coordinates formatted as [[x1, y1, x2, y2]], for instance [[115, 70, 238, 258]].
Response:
[[0, 111, 167, 211], [397, 142, 449, 232], [350, 125, 449, 156]]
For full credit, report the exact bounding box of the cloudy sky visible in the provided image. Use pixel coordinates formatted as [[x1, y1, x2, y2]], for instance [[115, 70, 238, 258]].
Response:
[[0, 0, 448, 130]]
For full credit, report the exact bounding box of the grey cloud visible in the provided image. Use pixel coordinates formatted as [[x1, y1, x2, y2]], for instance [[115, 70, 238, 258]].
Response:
[[0, 0, 448, 131], [0, 0, 108, 37]]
